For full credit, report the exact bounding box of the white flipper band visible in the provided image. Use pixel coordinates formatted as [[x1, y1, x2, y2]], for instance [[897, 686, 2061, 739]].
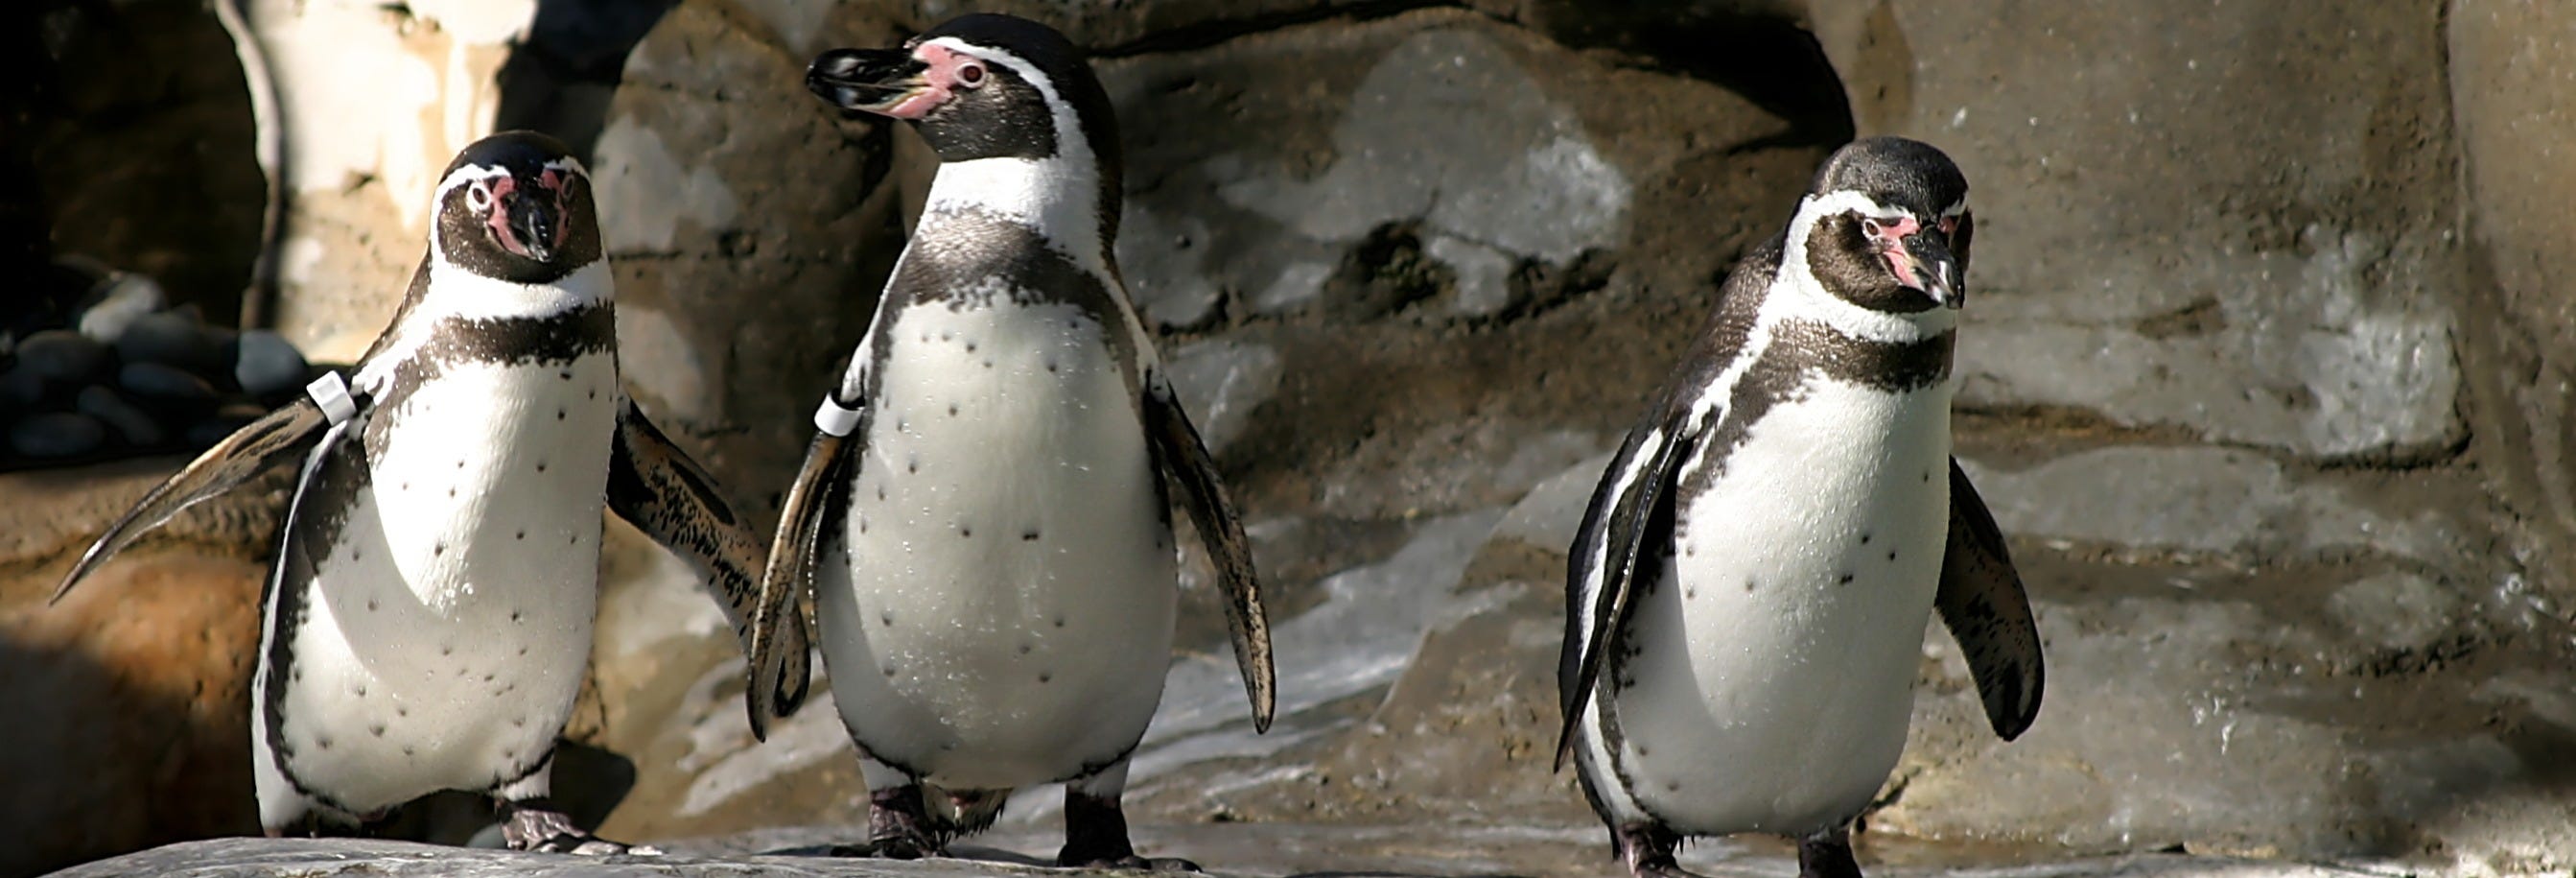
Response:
[[306, 372, 358, 425], [814, 395, 862, 437]]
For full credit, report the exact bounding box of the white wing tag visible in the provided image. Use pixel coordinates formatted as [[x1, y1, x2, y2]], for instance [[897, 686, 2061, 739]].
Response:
[[814, 395, 862, 437], [306, 372, 358, 425]]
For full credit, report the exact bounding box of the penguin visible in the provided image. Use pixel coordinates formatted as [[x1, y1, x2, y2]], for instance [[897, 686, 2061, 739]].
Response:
[[50, 131, 813, 853], [1555, 137, 2045, 878], [757, 13, 1275, 870]]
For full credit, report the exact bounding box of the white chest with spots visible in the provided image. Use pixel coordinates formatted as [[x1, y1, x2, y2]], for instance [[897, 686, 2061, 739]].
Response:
[[1591, 371, 1953, 835], [255, 354, 620, 819], [818, 297, 1176, 790]]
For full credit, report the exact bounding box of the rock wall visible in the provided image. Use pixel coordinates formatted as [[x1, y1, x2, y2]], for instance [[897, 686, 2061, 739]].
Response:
[[10, 1, 2576, 876], [241, 0, 540, 359], [586, 3, 2576, 873]]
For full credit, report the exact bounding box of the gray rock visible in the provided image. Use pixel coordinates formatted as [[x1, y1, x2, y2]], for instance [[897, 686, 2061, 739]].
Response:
[[589, 0, 910, 509], [1426, 234, 1518, 319], [184, 403, 269, 447], [1194, 28, 1628, 286], [1117, 202, 1222, 328], [1161, 339, 1281, 455], [15, 329, 110, 385], [0, 366, 42, 412], [1814, 2, 2466, 463], [233, 329, 310, 397], [75, 385, 167, 446], [115, 310, 231, 375], [119, 361, 221, 409], [10, 412, 106, 458], [76, 272, 166, 343], [41, 825, 2419, 878], [1958, 446, 2465, 565], [1489, 451, 1614, 551]]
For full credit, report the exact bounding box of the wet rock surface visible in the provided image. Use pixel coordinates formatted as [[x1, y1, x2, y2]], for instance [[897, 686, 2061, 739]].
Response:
[[50, 830, 2399, 878]]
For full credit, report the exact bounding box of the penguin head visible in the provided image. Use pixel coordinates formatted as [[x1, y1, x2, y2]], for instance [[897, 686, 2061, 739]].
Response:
[[432, 131, 602, 285], [805, 14, 1118, 174], [1788, 137, 1973, 314]]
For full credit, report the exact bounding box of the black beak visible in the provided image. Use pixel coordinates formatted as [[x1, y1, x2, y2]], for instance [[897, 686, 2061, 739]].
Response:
[[1900, 232, 1961, 308], [806, 48, 927, 113], [506, 187, 557, 264]]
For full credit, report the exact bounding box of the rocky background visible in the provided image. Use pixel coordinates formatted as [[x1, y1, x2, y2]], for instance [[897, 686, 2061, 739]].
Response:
[[7, 1, 2576, 877]]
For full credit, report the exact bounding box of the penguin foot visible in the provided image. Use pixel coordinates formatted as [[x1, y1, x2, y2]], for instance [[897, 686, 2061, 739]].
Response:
[[1058, 787, 1192, 870], [1061, 854, 1203, 872], [854, 784, 942, 860], [1796, 826, 1863, 878], [501, 800, 651, 855], [1616, 822, 1711, 878]]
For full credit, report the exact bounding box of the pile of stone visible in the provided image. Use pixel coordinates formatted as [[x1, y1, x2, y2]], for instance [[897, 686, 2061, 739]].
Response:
[[0, 257, 315, 469]]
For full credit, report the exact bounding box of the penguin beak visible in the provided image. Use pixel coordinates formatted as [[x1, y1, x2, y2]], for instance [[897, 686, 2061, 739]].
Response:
[[1897, 232, 1961, 309], [808, 48, 941, 119], [504, 185, 557, 264], [1863, 214, 1962, 308]]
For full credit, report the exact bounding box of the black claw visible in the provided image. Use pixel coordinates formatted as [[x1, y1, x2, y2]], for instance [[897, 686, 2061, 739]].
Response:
[[499, 799, 643, 855]]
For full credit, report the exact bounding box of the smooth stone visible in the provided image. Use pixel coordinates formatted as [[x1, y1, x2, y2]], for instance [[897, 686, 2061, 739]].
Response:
[[119, 362, 221, 409], [10, 412, 107, 459], [76, 385, 168, 447], [15, 330, 110, 385], [233, 330, 310, 397], [51, 252, 114, 288], [183, 418, 252, 447], [76, 273, 167, 344], [0, 366, 44, 411], [113, 311, 228, 374]]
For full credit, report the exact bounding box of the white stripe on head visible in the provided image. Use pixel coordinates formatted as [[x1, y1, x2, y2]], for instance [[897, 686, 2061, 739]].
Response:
[[1940, 196, 1970, 218], [914, 36, 1109, 277], [431, 165, 514, 214], [1775, 189, 1955, 344], [428, 156, 591, 257]]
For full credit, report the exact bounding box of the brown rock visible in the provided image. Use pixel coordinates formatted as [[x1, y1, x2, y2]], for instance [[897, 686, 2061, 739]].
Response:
[[0, 552, 265, 878]]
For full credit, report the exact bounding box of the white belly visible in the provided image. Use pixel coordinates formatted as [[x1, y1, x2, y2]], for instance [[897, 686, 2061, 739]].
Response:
[[1601, 377, 1951, 834], [262, 354, 619, 815], [819, 302, 1175, 790]]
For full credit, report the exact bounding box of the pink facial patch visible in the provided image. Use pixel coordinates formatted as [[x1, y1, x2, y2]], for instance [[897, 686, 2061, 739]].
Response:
[[482, 175, 528, 257], [877, 44, 965, 119], [538, 169, 570, 248], [1867, 214, 1926, 291]]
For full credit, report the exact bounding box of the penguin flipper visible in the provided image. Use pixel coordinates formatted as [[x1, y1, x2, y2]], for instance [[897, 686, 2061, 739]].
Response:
[[606, 398, 812, 740], [51, 397, 330, 605], [1141, 373, 1275, 733], [1556, 411, 1698, 771], [1935, 457, 2045, 740], [753, 426, 854, 740]]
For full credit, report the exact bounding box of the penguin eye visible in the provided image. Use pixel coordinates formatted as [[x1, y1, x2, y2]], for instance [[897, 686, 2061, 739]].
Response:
[[1938, 215, 1959, 236], [954, 61, 987, 88], [466, 181, 493, 212], [1857, 216, 1883, 238]]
